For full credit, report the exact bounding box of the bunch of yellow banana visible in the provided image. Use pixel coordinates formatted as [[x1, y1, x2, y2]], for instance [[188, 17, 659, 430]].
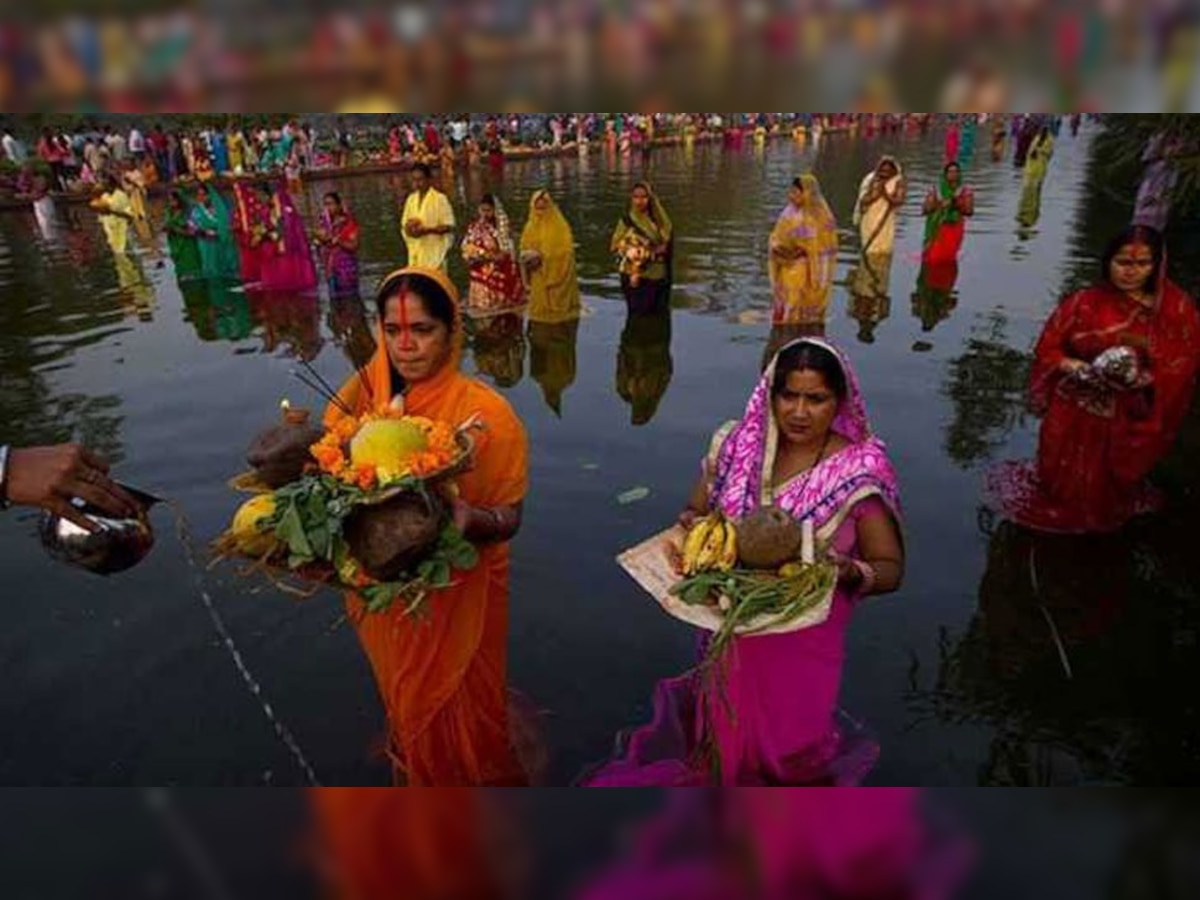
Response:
[[680, 513, 738, 576]]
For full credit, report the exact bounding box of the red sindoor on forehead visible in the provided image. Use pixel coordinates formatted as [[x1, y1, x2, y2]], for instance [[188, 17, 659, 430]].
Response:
[[398, 291, 410, 331]]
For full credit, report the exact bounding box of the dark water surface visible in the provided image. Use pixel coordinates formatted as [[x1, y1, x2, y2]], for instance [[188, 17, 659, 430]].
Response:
[[2, 125, 1198, 785]]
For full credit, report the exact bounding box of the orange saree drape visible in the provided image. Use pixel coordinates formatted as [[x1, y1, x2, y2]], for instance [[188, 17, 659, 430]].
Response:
[[324, 268, 530, 786]]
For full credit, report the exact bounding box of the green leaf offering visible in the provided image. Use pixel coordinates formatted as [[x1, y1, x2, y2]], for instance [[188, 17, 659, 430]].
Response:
[[251, 474, 482, 617]]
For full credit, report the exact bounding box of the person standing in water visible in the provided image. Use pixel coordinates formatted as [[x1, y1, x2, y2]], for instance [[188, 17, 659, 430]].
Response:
[[921, 162, 974, 266], [769, 174, 839, 331], [400, 163, 456, 271], [611, 181, 673, 314], [853, 156, 905, 257], [323, 268, 535, 785]]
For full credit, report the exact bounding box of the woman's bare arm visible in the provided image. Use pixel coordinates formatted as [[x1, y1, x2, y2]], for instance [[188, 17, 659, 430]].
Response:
[[841, 510, 905, 596]]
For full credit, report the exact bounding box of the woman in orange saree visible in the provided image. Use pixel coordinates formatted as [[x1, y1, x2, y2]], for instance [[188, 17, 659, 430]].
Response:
[[323, 266, 533, 785]]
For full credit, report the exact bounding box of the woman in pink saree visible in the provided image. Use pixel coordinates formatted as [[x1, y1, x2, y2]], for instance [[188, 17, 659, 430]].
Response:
[[256, 181, 318, 293], [583, 339, 905, 786]]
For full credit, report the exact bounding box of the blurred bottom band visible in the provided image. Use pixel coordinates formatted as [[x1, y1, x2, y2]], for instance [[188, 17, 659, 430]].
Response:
[[2, 788, 1198, 900]]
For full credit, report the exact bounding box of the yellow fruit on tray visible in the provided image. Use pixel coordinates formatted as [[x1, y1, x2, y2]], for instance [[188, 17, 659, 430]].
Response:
[[231, 494, 279, 557], [778, 562, 804, 579], [349, 419, 429, 473]]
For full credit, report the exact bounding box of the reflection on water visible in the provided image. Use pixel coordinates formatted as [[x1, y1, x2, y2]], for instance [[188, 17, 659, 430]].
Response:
[[111, 252, 156, 322], [616, 302, 673, 426], [2, 121, 1198, 786], [846, 251, 895, 344], [471, 311, 527, 388], [911, 261, 960, 338], [0, 210, 130, 460], [328, 293, 377, 371], [180, 279, 255, 343], [32, 197, 62, 248], [249, 291, 324, 361], [941, 311, 1031, 470], [910, 510, 1200, 785], [527, 318, 579, 417]]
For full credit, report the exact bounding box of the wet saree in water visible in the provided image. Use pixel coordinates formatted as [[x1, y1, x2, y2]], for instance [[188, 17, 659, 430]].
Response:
[[323, 267, 533, 785], [922, 172, 973, 266], [259, 185, 318, 292], [769, 174, 838, 326], [92, 187, 132, 255], [189, 189, 241, 280], [462, 201, 526, 315], [521, 190, 581, 324], [987, 277, 1200, 533], [231, 183, 268, 284], [612, 182, 673, 313], [583, 339, 903, 786], [853, 158, 904, 255], [165, 192, 201, 279], [317, 207, 361, 298]]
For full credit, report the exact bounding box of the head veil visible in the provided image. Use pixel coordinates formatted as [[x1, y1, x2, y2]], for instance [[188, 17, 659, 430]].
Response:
[[708, 338, 902, 542], [325, 265, 465, 425]]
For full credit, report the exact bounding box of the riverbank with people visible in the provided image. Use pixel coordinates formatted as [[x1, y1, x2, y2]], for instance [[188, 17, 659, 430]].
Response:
[[0, 112, 962, 212]]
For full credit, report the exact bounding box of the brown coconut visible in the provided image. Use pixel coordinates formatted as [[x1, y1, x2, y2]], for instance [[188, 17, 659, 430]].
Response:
[[246, 408, 325, 489], [734, 505, 803, 569], [343, 490, 447, 582]]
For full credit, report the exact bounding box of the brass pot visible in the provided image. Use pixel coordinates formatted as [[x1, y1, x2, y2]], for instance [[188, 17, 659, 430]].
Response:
[[39, 484, 162, 576]]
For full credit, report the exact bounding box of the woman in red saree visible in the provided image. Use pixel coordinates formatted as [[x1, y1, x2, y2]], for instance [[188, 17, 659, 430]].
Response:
[[921, 162, 974, 266], [314, 191, 361, 298], [461, 193, 526, 316], [231, 182, 268, 284], [323, 267, 535, 785], [987, 225, 1200, 533]]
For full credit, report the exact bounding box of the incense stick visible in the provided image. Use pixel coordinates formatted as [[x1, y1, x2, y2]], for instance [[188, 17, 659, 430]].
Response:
[[300, 358, 347, 408], [291, 369, 353, 416]]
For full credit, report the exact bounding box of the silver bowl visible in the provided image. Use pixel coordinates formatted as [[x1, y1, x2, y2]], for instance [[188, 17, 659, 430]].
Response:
[[39, 485, 160, 576]]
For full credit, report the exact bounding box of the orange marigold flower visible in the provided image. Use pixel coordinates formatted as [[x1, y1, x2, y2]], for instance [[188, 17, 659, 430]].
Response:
[[354, 464, 378, 491], [313, 443, 344, 466], [331, 417, 360, 443]]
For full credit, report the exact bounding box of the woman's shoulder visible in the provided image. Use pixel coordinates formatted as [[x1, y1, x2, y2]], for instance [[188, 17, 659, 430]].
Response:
[[706, 419, 740, 463], [458, 377, 528, 462], [460, 376, 525, 427], [1060, 282, 1117, 310]]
